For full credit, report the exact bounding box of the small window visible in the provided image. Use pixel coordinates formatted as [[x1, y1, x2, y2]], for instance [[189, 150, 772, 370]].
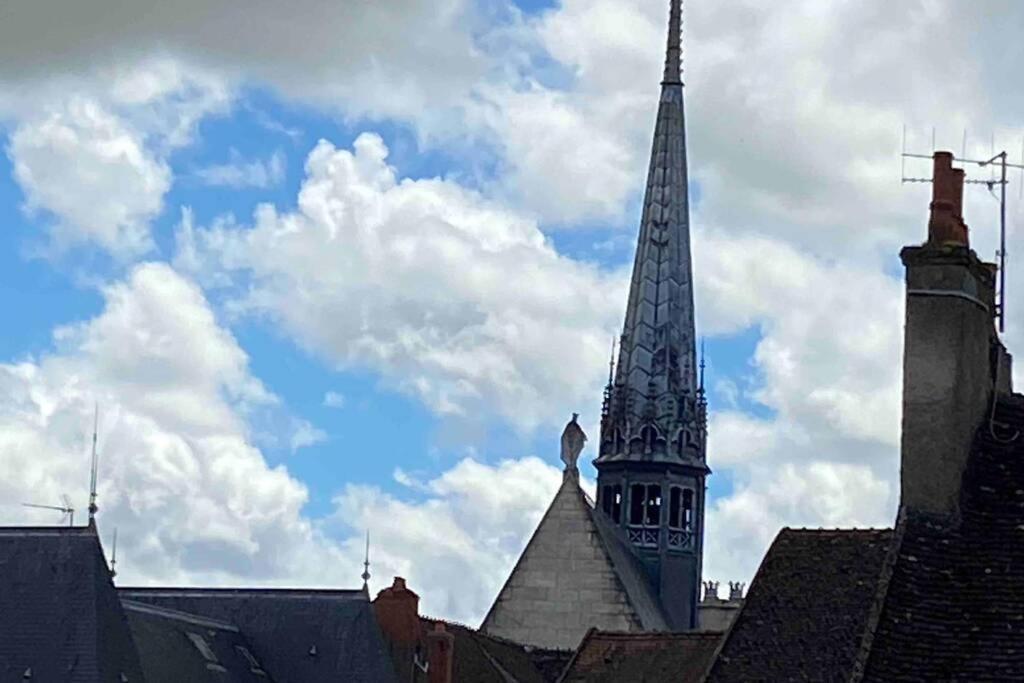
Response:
[[669, 487, 682, 529], [601, 485, 613, 515], [645, 485, 662, 526], [683, 489, 694, 530], [629, 484, 645, 525], [611, 484, 622, 524]]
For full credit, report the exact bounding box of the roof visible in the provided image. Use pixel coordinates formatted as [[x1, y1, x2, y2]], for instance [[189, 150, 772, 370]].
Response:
[[423, 618, 552, 683], [584, 492, 670, 630], [706, 528, 893, 683], [120, 587, 397, 683], [558, 629, 721, 683], [123, 600, 273, 683], [480, 473, 667, 649], [863, 393, 1024, 681], [0, 526, 144, 682]]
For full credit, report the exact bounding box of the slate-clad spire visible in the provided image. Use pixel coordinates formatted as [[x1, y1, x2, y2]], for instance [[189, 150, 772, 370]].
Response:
[[598, 0, 704, 466]]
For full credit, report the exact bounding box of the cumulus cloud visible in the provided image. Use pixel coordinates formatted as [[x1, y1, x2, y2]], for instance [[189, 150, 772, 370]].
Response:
[[3, 59, 229, 257], [176, 132, 627, 432], [0, 262, 348, 585], [0, 260, 558, 623]]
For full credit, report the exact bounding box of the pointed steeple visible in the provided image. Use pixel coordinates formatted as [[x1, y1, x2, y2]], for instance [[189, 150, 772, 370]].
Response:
[[597, 0, 703, 466]]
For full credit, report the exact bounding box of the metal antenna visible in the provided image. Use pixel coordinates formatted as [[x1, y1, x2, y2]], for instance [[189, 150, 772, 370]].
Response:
[[361, 530, 371, 590], [88, 403, 99, 526], [901, 136, 1024, 332], [698, 338, 707, 396], [110, 528, 118, 578], [22, 497, 75, 527]]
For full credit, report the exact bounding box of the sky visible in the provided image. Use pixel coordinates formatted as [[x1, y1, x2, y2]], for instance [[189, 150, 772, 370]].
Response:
[[1, 0, 1023, 625]]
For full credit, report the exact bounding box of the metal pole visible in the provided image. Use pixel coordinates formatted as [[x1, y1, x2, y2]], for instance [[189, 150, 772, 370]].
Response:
[[1000, 151, 1007, 333]]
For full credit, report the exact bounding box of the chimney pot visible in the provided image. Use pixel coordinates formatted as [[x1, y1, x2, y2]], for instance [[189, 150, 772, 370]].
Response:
[[927, 152, 969, 246]]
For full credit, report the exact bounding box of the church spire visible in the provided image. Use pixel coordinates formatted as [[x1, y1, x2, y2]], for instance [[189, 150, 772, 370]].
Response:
[[662, 0, 683, 84], [597, 0, 703, 466]]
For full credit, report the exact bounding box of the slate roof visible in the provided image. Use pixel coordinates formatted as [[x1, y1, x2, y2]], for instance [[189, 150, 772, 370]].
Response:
[[120, 587, 397, 683], [705, 528, 893, 683], [0, 526, 145, 683], [558, 629, 721, 683], [862, 393, 1024, 681], [123, 600, 272, 683]]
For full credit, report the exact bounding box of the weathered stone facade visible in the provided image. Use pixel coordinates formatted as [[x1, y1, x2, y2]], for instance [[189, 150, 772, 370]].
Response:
[[480, 471, 645, 649]]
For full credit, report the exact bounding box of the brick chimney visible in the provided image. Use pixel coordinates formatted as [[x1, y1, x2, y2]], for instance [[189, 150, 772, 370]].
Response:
[[899, 151, 1011, 519], [426, 623, 455, 683], [374, 577, 422, 648]]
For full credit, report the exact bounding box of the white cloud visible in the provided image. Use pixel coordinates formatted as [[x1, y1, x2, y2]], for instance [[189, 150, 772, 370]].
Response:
[[8, 97, 171, 257], [196, 149, 286, 189], [176, 132, 627, 432], [3, 59, 229, 257], [0, 263, 358, 586], [323, 391, 346, 409], [334, 456, 563, 623]]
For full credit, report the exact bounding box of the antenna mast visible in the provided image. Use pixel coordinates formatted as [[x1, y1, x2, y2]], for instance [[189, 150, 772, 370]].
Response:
[[901, 131, 1024, 332], [110, 528, 118, 578], [88, 403, 100, 526]]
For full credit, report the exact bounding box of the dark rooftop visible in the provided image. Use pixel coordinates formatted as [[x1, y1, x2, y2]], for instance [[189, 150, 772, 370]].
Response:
[[0, 526, 144, 683], [558, 629, 721, 683], [706, 528, 893, 683], [863, 393, 1024, 681], [121, 587, 398, 683], [123, 599, 273, 683]]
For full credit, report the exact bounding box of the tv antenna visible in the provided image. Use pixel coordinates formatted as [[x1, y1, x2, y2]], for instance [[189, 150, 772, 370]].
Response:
[[88, 403, 100, 526], [902, 126, 1024, 332], [22, 494, 75, 527]]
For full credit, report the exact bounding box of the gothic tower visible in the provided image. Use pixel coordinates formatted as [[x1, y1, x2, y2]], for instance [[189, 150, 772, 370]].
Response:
[[595, 0, 708, 630]]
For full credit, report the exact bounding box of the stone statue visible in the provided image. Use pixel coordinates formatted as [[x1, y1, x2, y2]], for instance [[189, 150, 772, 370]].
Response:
[[560, 413, 587, 471]]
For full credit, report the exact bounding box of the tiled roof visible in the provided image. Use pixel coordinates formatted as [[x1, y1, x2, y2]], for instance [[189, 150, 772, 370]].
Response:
[[0, 526, 144, 682], [558, 629, 721, 683], [706, 528, 893, 683], [120, 587, 397, 683], [423, 618, 551, 683], [862, 393, 1024, 681], [123, 600, 273, 682]]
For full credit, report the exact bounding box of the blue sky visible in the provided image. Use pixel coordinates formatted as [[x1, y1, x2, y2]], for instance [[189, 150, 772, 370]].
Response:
[[2, 0, 1018, 623]]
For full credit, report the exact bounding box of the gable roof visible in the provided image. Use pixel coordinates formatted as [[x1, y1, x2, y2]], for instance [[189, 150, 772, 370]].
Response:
[[480, 472, 667, 649], [123, 599, 273, 683], [706, 528, 893, 683], [120, 587, 397, 683], [0, 526, 144, 682], [862, 393, 1024, 681], [558, 629, 721, 683]]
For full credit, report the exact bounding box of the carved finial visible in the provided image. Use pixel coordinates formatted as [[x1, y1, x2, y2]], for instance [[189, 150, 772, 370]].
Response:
[[560, 413, 587, 473], [361, 530, 371, 590], [662, 0, 683, 85], [729, 581, 745, 600]]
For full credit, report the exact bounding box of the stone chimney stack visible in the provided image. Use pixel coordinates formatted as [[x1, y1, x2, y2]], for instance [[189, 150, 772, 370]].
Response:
[[426, 623, 455, 683], [900, 151, 1011, 519], [373, 577, 421, 649]]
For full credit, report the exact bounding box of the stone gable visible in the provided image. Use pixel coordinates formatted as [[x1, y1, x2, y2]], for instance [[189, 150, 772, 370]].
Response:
[[480, 473, 643, 649]]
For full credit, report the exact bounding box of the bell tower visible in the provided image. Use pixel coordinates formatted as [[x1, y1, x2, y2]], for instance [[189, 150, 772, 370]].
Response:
[[594, 0, 708, 630]]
